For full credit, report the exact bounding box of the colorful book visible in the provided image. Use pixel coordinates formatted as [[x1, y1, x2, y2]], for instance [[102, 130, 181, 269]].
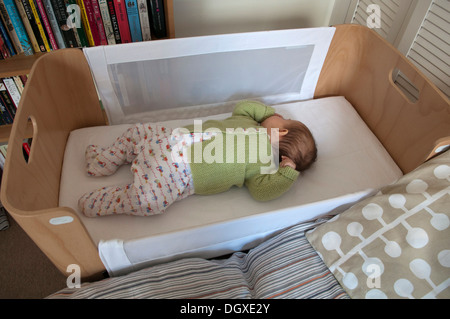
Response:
[[0, 25, 12, 57], [125, 0, 141, 42], [78, 0, 97, 46], [63, 0, 80, 46], [106, 0, 119, 43], [0, 105, 6, 125], [14, 0, 40, 52], [113, 0, 130, 43], [41, 0, 66, 48], [67, 0, 89, 47], [0, 148, 5, 168], [49, 0, 77, 47], [0, 0, 23, 54], [19, 74, 27, 85], [18, 0, 46, 51], [2, 77, 20, 109], [0, 94, 14, 124], [1, 0, 33, 54], [0, 18, 15, 55], [136, 0, 149, 41], [97, 0, 115, 44], [147, 0, 165, 38], [0, 82, 16, 119], [91, 0, 106, 44], [12, 75, 24, 94], [28, 0, 51, 51], [0, 144, 8, 157], [35, 0, 58, 49]]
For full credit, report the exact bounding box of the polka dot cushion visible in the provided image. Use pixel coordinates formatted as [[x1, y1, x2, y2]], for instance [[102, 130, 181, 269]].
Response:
[[306, 150, 450, 299]]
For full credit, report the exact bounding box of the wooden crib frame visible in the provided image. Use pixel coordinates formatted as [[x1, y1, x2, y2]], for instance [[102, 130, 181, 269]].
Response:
[[1, 25, 449, 281]]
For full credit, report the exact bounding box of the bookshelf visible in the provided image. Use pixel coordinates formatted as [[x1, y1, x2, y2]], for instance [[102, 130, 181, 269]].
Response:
[[0, 0, 175, 143]]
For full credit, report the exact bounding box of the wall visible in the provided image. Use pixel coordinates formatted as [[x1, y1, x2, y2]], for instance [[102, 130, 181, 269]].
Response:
[[173, 0, 336, 37]]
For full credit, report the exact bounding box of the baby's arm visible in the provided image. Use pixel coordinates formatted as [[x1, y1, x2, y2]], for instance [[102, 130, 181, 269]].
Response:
[[244, 166, 299, 202], [232, 100, 275, 123]]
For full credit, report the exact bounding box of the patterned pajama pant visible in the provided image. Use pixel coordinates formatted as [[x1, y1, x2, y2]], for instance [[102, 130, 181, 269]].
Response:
[[79, 124, 194, 217]]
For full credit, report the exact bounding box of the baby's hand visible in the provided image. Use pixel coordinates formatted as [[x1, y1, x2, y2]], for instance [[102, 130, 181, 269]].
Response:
[[280, 156, 296, 170]]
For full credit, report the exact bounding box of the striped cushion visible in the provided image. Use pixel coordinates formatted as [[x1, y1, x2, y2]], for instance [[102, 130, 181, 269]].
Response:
[[0, 206, 9, 231], [48, 220, 348, 299]]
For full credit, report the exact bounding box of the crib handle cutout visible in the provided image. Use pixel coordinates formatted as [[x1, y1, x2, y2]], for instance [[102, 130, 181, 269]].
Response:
[[21, 116, 36, 164], [390, 68, 420, 104]]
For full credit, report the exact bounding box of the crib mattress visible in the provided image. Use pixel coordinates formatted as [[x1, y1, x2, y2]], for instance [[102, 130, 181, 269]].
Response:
[[59, 96, 403, 275]]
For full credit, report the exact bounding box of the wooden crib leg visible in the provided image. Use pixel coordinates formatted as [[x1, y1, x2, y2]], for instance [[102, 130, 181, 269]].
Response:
[[9, 207, 106, 282]]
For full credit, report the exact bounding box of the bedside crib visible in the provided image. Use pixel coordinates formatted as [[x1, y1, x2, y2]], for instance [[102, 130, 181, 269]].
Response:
[[1, 24, 449, 280]]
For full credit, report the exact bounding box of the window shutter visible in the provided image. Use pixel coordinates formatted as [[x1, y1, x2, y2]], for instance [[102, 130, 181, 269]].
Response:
[[403, 0, 449, 98], [348, 0, 449, 99], [350, 0, 414, 44]]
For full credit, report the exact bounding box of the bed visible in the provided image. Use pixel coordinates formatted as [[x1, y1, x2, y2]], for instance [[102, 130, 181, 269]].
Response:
[[49, 149, 450, 299], [60, 96, 402, 276], [1, 25, 449, 283]]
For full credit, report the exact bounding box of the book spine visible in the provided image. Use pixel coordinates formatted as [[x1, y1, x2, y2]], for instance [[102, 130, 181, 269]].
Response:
[[64, 0, 81, 46], [91, 0, 106, 44], [0, 24, 12, 57], [41, 0, 65, 48], [0, 18, 15, 55], [0, 30, 9, 57], [34, 0, 58, 49], [106, 0, 119, 43], [0, 94, 13, 124], [28, 0, 51, 50], [147, 0, 165, 38], [12, 75, 24, 94], [19, 74, 27, 85], [66, 0, 88, 46], [125, 0, 141, 42], [0, 0, 23, 54], [97, 0, 114, 44], [113, 0, 130, 43], [0, 101, 6, 124], [2, 77, 20, 109], [2, 0, 33, 54], [0, 152, 4, 169], [136, 0, 149, 41], [19, 0, 46, 51], [0, 82, 16, 119], [0, 144, 8, 157], [49, 0, 76, 47], [79, 0, 96, 46], [14, 0, 40, 52], [0, 107, 5, 124]]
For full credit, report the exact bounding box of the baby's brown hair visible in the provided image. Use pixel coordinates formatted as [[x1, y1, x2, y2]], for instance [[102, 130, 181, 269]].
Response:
[[278, 122, 317, 171]]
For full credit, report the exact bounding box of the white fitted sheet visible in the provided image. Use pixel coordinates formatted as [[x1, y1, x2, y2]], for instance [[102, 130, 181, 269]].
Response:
[[59, 97, 403, 276]]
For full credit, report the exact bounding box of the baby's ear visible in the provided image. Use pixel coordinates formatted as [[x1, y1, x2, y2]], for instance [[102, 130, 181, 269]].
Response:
[[279, 129, 288, 137]]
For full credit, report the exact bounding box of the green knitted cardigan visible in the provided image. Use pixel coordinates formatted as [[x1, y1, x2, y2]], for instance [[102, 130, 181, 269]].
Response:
[[184, 100, 299, 202]]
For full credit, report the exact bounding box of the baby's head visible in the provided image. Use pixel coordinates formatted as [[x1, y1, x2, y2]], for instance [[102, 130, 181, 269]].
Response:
[[261, 114, 317, 171]]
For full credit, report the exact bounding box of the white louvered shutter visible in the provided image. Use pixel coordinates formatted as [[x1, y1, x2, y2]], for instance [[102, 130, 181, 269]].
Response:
[[348, 0, 449, 100], [403, 0, 449, 98], [350, 0, 414, 44]]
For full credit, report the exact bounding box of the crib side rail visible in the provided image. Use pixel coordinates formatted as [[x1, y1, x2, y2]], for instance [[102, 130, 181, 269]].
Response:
[[315, 24, 450, 174], [0, 48, 106, 279]]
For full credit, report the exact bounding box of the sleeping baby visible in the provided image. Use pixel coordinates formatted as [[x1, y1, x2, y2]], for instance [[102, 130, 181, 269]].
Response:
[[78, 100, 317, 217]]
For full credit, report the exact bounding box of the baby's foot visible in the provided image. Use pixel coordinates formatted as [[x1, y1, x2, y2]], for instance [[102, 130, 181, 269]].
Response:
[[78, 190, 99, 217], [85, 145, 113, 176], [86, 144, 101, 160]]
